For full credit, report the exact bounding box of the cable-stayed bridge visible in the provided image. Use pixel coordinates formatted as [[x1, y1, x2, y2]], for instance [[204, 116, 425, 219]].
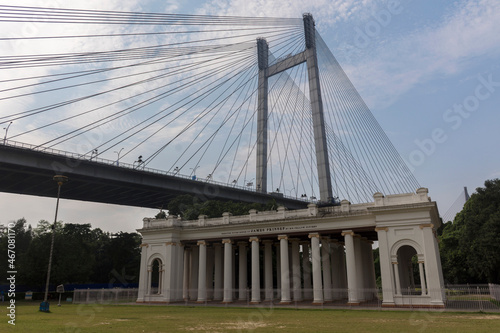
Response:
[[0, 6, 420, 209]]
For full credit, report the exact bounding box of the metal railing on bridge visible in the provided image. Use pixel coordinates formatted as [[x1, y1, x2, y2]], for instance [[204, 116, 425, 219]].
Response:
[[2, 139, 309, 203]]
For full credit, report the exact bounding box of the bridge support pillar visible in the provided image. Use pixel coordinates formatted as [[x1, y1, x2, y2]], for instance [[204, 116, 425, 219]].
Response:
[[256, 38, 269, 193]]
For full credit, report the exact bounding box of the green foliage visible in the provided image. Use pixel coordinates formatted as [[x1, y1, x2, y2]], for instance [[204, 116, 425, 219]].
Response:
[[439, 178, 500, 283], [0, 218, 142, 288], [167, 194, 278, 220]]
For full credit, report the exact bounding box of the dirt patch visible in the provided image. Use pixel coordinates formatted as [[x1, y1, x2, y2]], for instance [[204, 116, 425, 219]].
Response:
[[444, 315, 500, 320], [184, 321, 270, 331]]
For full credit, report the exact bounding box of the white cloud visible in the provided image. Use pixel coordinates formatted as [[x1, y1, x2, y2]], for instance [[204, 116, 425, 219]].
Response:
[[197, 0, 380, 29], [342, 0, 500, 109]]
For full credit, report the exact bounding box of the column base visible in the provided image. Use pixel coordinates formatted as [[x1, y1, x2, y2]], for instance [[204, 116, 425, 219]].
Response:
[[347, 302, 360, 306], [249, 301, 261, 305], [221, 301, 233, 304], [195, 300, 206, 303]]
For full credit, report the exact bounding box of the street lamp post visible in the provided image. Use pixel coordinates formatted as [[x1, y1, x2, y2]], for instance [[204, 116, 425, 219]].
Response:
[[3, 121, 12, 144], [114, 148, 124, 166], [190, 166, 199, 180], [40, 175, 68, 312]]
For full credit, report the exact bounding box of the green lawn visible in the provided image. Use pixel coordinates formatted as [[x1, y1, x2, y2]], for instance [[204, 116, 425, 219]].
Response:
[[2, 303, 500, 332]]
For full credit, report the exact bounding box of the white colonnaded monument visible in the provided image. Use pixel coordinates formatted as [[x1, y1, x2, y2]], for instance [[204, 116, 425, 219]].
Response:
[[136, 14, 445, 308], [136, 188, 446, 308]]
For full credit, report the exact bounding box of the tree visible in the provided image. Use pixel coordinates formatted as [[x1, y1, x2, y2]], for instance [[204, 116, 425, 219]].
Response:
[[167, 194, 279, 220], [439, 179, 500, 283]]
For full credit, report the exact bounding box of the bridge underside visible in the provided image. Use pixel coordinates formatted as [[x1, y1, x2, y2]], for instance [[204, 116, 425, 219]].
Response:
[[0, 145, 307, 209]]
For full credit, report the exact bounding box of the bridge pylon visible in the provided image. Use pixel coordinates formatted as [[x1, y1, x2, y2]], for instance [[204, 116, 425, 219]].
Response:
[[255, 13, 333, 202]]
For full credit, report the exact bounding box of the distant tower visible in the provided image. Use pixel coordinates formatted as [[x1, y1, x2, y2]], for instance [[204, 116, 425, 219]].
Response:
[[464, 186, 470, 201]]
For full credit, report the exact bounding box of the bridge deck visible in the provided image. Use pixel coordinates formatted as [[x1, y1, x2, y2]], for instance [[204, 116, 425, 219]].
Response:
[[0, 143, 308, 209]]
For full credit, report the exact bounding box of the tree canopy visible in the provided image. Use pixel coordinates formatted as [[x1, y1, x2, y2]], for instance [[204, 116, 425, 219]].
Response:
[[167, 194, 278, 220], [439, 178, 500, 284], [0, 219, 141, 289]]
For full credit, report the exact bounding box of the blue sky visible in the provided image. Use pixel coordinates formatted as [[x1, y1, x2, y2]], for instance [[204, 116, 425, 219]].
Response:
[[1, 0, 499, 232]]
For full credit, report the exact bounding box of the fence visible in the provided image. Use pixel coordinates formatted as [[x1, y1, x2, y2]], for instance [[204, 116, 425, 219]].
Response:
[[73, 288, 138, 304], [73, 285, 500, 312]]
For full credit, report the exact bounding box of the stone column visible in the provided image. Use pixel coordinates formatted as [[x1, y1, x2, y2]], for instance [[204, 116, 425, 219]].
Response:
[[291, 238, 302, 301], [393, 259, 401, 296], [137, 244, 148, 302], [365, 240, 377, 300], [301, 241, 312, 300], [421, 224, 445, 305], [342, 230, 359, 305], [206, 246, 214, 300], [339, 243, 348, 298], [213, 243, 223, 301], [263, 240, 274, 301], [147, 265, 152, 296], [330, 240, 341, 300], [309, 233, 323, 304], [419, 260, 427, 296], [190, 246, 199, 301], [275, 243, 281, 294], [176, 244, 185, 301], [222, 239, 233, 303], [238, 242, 248, 301], [353, 235, 364, 302], [182, 247, 190, 300], [321, 237, 333, 302], [376, 227, 393, 305], [250, 237, 261, 303], [197, 241, 207, 302], [278, 235, 291, 303], [232, 245, 237, 299]]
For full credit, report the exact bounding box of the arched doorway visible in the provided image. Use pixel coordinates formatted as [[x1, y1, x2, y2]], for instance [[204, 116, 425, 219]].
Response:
[[396, 245, 426, 296], [150, 258, 163, 295]]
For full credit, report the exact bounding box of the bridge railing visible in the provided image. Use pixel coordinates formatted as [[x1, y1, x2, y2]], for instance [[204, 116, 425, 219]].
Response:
[[2, 139, 308, 202]]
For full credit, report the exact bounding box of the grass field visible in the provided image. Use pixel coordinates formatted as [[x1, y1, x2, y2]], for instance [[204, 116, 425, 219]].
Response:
[[2, 303, 500, 332]]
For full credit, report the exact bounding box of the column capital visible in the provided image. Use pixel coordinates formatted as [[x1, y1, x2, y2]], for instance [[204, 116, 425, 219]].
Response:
[[249, 237, 260, 243], [165, 241, 177, 246], [341, 230, 355, 237], [391, 261, 399, 265], [417, 260, 425, 264], [222, 238, 232, 244], [375, 227, 388, 232], [197, 240, 206, 246], [419, 223, 434, 229], [308, 232, 320, 239], [140, 243, 149, 248], [277, 235, 288, 241]]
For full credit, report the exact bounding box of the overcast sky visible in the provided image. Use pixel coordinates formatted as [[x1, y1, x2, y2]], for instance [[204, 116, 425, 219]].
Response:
[[1, 0, 499, 233]]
